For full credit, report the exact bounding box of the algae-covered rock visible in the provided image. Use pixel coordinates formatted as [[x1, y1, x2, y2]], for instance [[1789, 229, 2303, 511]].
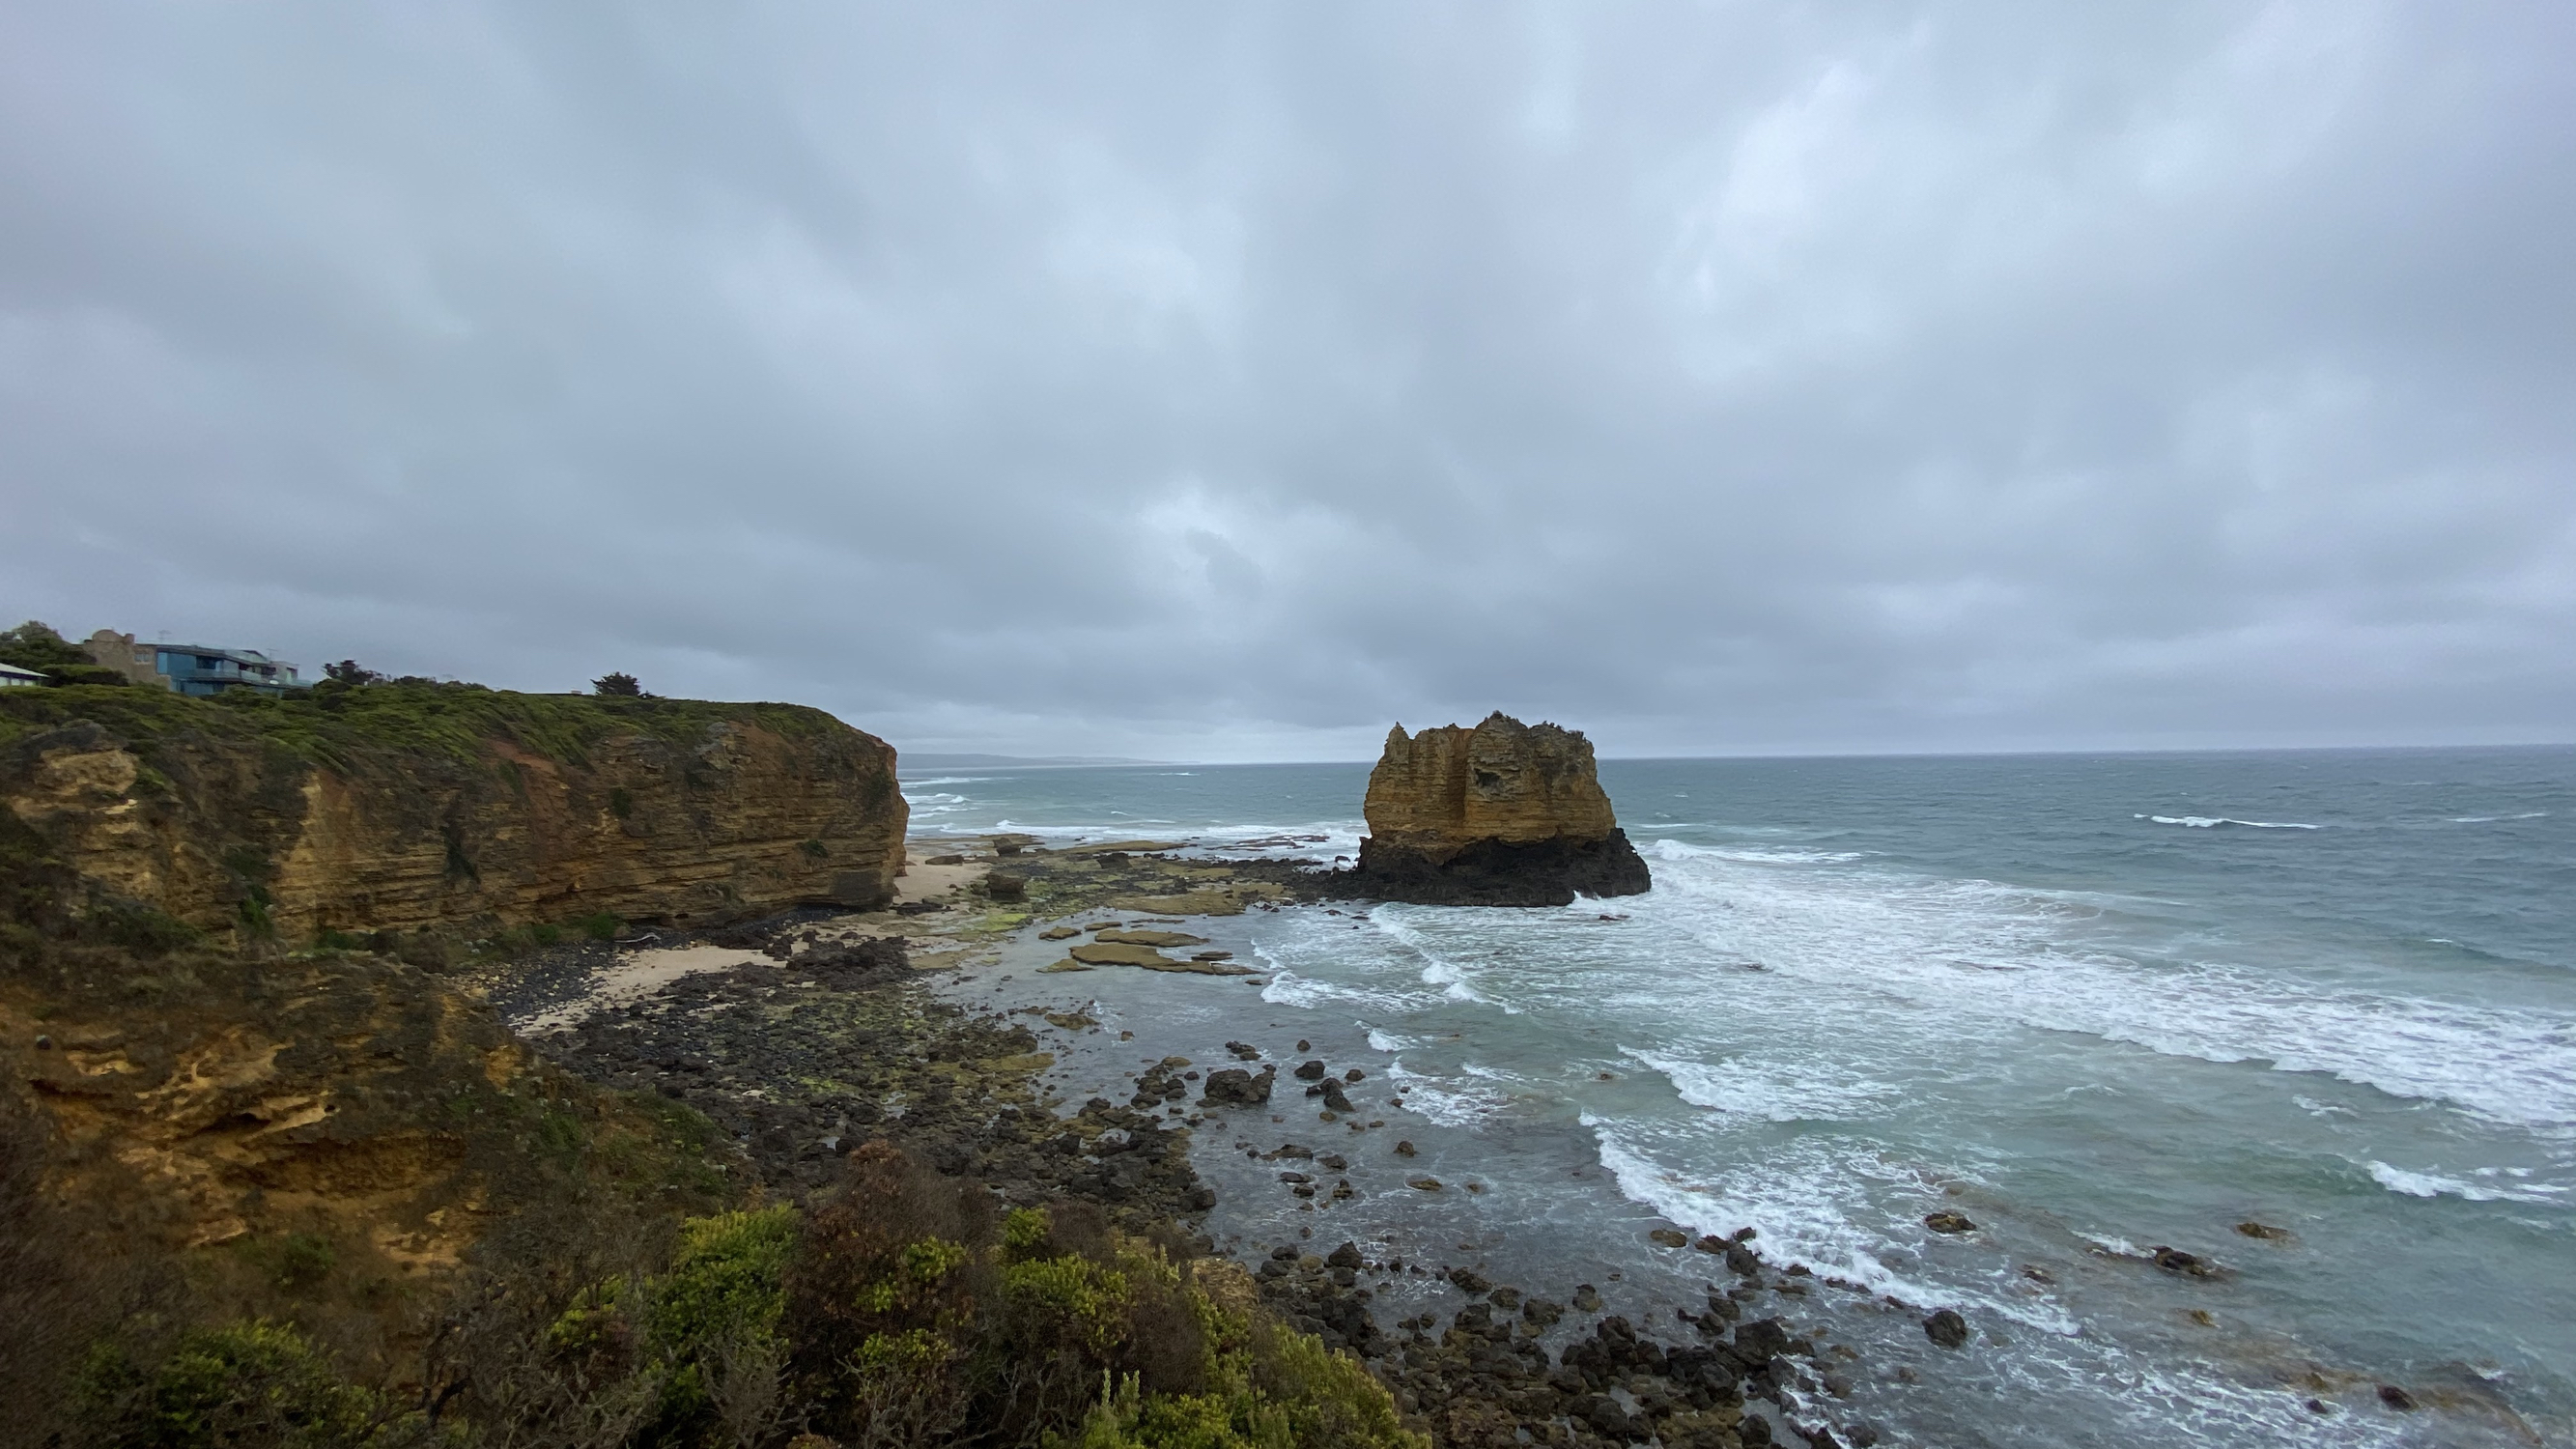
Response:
[[1093, 928, 1207, 948], [1069, 941, 1180, 968]]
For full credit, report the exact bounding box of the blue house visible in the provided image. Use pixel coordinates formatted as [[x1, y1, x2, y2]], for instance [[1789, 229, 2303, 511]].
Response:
[[83, 629, 302, 696], [156, 644, 301, 696]]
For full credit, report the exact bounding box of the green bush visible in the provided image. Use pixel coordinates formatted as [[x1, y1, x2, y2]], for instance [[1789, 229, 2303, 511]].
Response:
[[239, 1233, 336, 1293], [82, 1320, 407, 1448], [1003, 1206, 1055, 1260], [80, 898, 202, 955], [573, 912, 622, 942], [1004, 1254, 1135, 1355], [650, 1207, 797, 1361]]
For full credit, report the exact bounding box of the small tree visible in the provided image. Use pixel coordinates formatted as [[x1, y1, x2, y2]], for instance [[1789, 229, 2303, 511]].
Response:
[[323, 660, 382, 685], [593, 672, 643, 697], [0, 621, 89, 673]]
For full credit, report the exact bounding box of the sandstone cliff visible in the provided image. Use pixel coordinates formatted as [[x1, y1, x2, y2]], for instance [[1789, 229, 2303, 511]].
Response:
[[0, 681, 908, 938], [1352, 712, 1650, 905]]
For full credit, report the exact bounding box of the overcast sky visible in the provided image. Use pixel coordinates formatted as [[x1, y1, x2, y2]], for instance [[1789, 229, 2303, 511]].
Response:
[[4, 3, 2571, 760]]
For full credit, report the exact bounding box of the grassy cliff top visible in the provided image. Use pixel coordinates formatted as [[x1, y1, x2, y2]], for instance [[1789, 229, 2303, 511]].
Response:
[[0, 679, 874, 770]]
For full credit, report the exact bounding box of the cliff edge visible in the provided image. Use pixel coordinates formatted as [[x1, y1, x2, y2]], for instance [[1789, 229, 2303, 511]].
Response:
[[1351, 712, 1651, 905], [0, 680, 907, 939]]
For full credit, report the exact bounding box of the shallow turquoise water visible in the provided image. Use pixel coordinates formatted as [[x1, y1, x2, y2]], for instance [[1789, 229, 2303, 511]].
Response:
[[907, 748, 2576, 1447]]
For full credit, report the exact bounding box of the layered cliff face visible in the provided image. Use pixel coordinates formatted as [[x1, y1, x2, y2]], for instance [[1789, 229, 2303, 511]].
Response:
[[0, 682, 907, 938], [1353, 712, 1651, 905]]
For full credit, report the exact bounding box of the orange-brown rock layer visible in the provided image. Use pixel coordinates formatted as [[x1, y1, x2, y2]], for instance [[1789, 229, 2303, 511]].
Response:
[[0, 685, 908, 937], [1354, 712, 1649, 906]]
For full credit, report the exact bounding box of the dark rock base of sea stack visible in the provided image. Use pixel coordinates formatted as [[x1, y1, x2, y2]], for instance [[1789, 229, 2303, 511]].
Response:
[[1350, 830, 1652, 906]]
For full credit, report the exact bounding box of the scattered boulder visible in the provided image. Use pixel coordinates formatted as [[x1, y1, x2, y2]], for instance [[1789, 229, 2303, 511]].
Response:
[[1407, 1176, 1443, 1192], [925, 853, 967, 866], [1923, 1211, 1976, 1234], [1347, 713, 1653, 906], [1200, 1066, 1275, 1106], [980, 871, 1027, 902], [789, 936, 908, 987], [1293, 1060, 1328, 1080], [1039, 924, 1081, 940], [1922, 1309, 1970, 1350], [2235, 1220, 2293, 1241], [2377, 1384, 2418, 1411]]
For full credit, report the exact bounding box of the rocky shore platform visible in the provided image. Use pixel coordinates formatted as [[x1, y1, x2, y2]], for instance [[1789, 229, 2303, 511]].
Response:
[[484, 835, 1895, 1449]]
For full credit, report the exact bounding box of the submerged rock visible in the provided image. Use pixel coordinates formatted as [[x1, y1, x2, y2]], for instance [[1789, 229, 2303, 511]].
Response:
[[1348, 713, 1651, 906]]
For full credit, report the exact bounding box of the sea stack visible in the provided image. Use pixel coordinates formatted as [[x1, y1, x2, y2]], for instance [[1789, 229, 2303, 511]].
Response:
[[1351, 712, 1652, 906]]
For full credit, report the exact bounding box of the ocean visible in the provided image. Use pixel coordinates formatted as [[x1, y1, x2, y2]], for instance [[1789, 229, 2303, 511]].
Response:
[[903, 748, 2576, 1447]]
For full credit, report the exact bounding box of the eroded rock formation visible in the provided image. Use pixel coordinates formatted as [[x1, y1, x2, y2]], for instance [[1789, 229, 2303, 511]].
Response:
[[1352, 712, 1651, 905], [0, 684, 907, 936]]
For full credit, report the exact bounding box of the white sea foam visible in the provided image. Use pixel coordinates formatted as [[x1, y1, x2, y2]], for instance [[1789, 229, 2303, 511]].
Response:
[[1366, 1029, 1405, 1053], [2138, 813, 2321, 830], [2449, 811, 2549, 823], [899, 777, 992, 787], [1368, 906, 1510, 1009], [1388, 1062, 1513, 1124], [1585, 1122, 2078, 1333], [2365, 1161, 2567, 1204], [1622, 1047, 1897, 1122], [1637, 843, 2576, 1130], [1253, 968, 1423, 1015]]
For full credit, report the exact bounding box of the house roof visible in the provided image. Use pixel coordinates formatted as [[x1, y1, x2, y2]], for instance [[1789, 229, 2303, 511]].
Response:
[[0, 661, 51, 683]]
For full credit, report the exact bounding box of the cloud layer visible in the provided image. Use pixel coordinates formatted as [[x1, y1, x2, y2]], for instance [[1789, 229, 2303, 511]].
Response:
[[5, 2, 2571, 757]]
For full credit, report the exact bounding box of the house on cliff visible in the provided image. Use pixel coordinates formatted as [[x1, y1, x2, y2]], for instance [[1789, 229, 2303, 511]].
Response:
[[84, 629, 302, 696], [0, 661, 47, 687]]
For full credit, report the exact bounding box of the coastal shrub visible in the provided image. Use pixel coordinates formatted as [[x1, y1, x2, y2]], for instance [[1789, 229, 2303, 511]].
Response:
[[1242, 1321, 1418, 1449], [594, 672, 643, 697], [776, 1144, 1411, 1449], [642, 1206, 799, 1435], [236, 890, 277, 940], [575, 911, 622, 942], [78, 1320, 408, 1448], [78, 897, 202, 955], [1055, 1372, 1295, 1449], [1004, 1206, 1054, 1260], [238, 1232, 337, 1293]]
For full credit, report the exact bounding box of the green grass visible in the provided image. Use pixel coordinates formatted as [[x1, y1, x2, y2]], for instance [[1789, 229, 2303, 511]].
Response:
[[0, 679, 868, 770]]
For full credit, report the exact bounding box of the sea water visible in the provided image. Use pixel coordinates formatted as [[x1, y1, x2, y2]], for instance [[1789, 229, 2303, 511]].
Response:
[[905, 750, 2576, 1447]]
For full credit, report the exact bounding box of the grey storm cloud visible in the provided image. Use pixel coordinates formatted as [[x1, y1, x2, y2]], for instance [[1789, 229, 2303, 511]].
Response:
[[3, 2, 2571, 758]]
